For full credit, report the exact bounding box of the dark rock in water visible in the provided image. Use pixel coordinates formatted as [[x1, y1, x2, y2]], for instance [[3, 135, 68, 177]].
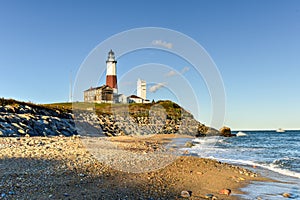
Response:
[[184, 141, 194, 148], [219, 126, 235, 137]]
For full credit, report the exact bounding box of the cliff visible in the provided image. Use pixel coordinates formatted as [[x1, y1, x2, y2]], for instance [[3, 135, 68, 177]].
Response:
[[0, 98, 220, 137]]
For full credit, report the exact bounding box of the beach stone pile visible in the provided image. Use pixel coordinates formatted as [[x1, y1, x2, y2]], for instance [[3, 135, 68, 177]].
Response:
[[0, 104, 77, 137]]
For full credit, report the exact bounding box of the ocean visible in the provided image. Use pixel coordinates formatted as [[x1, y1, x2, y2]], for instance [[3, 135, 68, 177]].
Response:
[[184, 130, 300, 199]]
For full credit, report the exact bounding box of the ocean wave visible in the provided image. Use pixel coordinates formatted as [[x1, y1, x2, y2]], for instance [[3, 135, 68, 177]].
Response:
[[273, 157, 299, 163], [272, 157, 300, 170], [190, 143, 263, 153], [195, 156, 300, 179], [186, 131, 300, 180], [267, 163, 300, 179], [192, 137, 223, 145], [236, 131, 247, 136]]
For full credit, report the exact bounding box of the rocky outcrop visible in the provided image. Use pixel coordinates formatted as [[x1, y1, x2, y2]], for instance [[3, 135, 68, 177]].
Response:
[[0, 104, 77, 137], [0, 99, 226, 137]]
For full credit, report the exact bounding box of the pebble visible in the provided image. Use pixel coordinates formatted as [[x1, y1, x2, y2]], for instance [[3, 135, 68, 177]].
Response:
[[282, 192, 291, 198], [63, 193, 70, 197], [180, 190, 191, 198], [219, 188, 231, 196], [1, 193, 6, 198], [205, 194, 214, 199], [204, 194, 218, 199]]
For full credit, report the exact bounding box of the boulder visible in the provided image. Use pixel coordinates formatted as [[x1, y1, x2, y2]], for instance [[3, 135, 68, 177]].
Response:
[[4, 105, 15, 113], [17, 106, 27, 114], [0, 106, 5, 113], [219, 126, 235, 137], [18, 129, 26, 135]]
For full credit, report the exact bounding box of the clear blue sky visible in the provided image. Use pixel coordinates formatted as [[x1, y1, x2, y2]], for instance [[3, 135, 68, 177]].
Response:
[[0, 0, 299, 130]]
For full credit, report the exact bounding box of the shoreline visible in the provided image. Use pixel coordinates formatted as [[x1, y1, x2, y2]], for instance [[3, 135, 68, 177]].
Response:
[[0, 134, 270, 199]]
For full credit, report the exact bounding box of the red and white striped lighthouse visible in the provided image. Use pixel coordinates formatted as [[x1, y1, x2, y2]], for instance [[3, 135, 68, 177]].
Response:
[[106, 50, 118, 94]]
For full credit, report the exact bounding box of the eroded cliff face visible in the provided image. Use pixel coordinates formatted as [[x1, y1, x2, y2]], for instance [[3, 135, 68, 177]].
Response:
[[0, 99, 220, 137], [74, 111, 219, 137]]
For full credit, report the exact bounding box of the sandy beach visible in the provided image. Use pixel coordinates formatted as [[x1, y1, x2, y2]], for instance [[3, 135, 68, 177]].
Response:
[[0, 135, 267, 199]]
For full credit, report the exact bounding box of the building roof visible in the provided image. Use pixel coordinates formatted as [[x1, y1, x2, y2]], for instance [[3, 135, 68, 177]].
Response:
[[84, 85, 112, 92], [128, 95, 143, 99], [115, 94, 126, 97]]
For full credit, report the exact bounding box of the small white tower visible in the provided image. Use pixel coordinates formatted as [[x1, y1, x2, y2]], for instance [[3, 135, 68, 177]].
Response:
[[106, 50, 118, 94], [137, 78, 146, 100]]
